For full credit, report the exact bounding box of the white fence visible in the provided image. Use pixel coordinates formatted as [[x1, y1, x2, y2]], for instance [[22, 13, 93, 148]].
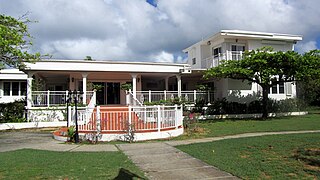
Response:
[[135, 90, 214, 104], [32, 90, 95, 107], [68, 105, 183, 133]]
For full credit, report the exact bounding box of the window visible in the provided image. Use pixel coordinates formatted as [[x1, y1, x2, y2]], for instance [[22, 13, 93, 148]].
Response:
[[192, 58, 196, 65], [4, 82, 10, 96], [271, 84, 278, 94], [231, 45, 245, 51], [212, 47, 222, 57], [12, 82, 19, 96], [2, 82, 26, 96], [231, 45, 245, 60], [279, 82, 284, 94], [269, 82, 285, 94], [286, 82, 292, 95], [20, 82, 27, 96]]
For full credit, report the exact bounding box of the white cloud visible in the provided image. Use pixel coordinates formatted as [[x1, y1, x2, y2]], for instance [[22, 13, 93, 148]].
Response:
[[152, 51, 174, 63], [0, 0, 319, 61]]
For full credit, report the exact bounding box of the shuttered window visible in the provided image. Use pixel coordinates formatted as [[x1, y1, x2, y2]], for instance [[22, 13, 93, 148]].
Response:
[[286, 82, 292, 95]]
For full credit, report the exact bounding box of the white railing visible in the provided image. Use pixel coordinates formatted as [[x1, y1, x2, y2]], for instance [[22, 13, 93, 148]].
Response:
[[203, 50, 244, 68], [67, 91, 96, 127], [74, 105, 183, 133], [32, 90, 95, 107], [135, 90, 214, 104], [127, 90, 144, 106], [87, 91, 96, 110]]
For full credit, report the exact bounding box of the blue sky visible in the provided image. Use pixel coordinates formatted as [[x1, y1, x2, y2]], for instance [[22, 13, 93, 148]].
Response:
[[0, 0, 319, 63], [146, 0, 157, 7]]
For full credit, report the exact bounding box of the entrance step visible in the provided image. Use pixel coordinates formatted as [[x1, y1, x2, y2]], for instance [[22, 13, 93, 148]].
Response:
[[53, 127, 68, 142]]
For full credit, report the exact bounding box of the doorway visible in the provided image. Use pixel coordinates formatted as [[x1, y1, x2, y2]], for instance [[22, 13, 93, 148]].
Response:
[[106, 82, 120, 104], [94, 82, 120, 105], [94, 82, 106, 105]]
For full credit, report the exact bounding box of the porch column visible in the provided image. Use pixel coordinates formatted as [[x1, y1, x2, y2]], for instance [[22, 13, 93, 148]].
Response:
[[165, 76, 169, 90], [26, 73, 33, 108], [82, 73, 88, 104], [131, 74, 137, 99], [176, 75, 181, 98]]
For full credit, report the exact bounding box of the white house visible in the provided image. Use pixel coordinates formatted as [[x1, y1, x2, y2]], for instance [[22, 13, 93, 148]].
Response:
[[0, 29, 303, 141], [183, 30, 302, 102], [0, 30, 303, 107]]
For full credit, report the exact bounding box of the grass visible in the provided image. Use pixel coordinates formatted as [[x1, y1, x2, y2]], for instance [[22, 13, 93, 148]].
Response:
[[0, 149, 146, 179], [176, 133, 320, 179], [176, 112, 320, 140]]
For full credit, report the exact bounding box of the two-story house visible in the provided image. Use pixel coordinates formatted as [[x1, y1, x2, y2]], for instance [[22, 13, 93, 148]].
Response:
[[183, 30, 303, 102], [0, 30, 304, 141], [0, 30, 303, 107]]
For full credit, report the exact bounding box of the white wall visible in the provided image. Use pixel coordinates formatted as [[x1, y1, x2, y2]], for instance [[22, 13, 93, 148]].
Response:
[[247, 39, 294, 51]]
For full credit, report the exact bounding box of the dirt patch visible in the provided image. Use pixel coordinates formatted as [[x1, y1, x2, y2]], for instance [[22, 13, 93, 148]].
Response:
[[260, 172, 272, 179], [1, 127, 60, 133], [293, 148, 320, 176]]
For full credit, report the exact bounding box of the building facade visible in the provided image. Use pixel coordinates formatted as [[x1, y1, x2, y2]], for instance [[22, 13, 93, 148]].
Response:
[[0, 30, 303, 106], [183, 30, 302, 102]]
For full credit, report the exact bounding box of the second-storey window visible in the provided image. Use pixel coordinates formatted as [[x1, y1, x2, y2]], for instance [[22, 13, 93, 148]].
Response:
[[231, 45, 245, 51], [212, 47, 222, 57], [192, 58, 196, 65]]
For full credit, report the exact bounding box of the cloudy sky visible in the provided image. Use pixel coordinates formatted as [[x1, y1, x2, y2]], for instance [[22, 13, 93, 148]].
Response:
[[1, 0, 319, 63]]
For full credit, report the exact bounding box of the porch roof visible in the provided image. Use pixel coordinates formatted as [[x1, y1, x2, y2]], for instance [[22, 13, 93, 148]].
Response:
[[24, 60, 190, 74]]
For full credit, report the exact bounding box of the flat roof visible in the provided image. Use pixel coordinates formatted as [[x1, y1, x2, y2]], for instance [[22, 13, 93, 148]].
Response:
[[0, 69, 27, 80], [24, 59, 190, 74], [183, 29, 303, 52]]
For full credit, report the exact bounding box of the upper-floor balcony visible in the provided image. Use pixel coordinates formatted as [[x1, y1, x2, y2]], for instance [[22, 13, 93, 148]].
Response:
[[202, 50, 243, 69]]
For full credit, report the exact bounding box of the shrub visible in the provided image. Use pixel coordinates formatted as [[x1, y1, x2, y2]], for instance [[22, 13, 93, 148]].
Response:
[[0, 100, 26, 123], [191, 99, 206, 114], [205, 98, 305, 115], [67, 126, 76, 142]]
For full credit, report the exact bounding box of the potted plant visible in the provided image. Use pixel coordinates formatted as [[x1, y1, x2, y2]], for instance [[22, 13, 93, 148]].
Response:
[[120, 83, 132, 93], [121, 83, 133, 105]]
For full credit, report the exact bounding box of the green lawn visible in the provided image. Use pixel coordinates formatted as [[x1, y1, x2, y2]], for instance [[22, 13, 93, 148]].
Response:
[[0, 149, 146, 179], [177, 113, 320, 139], [177, 133, 320, 179]]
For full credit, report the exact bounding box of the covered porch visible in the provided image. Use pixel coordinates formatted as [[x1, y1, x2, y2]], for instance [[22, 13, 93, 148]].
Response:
[[27, 71, 214, 107], [24, 60, 213, 108]]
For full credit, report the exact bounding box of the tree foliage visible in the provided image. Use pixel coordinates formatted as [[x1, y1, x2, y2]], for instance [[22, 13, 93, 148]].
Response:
[[296, 50, 320, 105], [0, 14, 41, 69], [204, 47, 320, 118]]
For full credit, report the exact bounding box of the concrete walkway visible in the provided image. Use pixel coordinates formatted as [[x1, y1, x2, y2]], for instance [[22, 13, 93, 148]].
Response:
[[117, 142, 239, 179], [0, 131, 117, 152], [1, 130, 320, 179]]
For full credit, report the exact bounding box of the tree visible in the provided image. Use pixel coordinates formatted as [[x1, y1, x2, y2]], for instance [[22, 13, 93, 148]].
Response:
[[84, 56, 93, 60], [204, 47, 320, 119], [296, 50, 320, 105], [0, 14, 41, 69]]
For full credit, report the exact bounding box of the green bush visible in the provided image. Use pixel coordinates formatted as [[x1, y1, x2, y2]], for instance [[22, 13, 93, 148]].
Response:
[[205, 98, 306, 115], [143, 97, 191, 106], [191, 99, 206, 114], [0, 100, 26, 123], [67, 126, 76, 142]]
